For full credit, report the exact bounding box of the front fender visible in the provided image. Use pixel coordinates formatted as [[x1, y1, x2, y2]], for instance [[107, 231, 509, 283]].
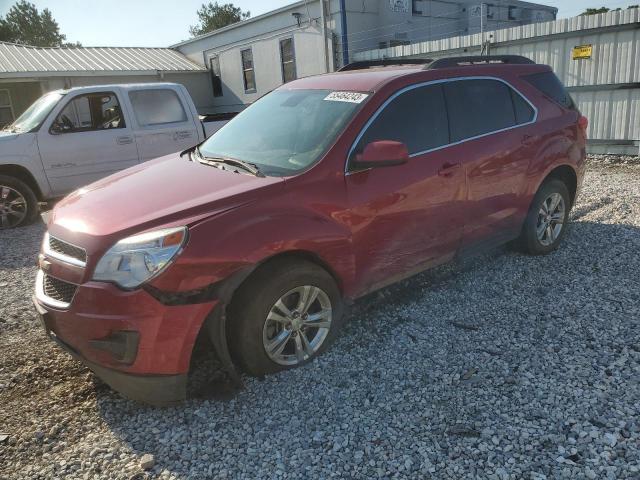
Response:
[[150, 203, 356, 297], [0, 132, 52, 198]]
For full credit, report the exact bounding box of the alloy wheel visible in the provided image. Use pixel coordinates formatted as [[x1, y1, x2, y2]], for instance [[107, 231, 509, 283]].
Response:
[[536, 192, 565, 247], [262, 285, 332, 366], [0, 185, 28, 229]]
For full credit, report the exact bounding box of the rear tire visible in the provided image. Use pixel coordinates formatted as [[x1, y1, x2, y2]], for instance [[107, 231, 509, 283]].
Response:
[[515, 179, 570, 255], [228, 259, 343, 377], [0, 175, 39, 229]]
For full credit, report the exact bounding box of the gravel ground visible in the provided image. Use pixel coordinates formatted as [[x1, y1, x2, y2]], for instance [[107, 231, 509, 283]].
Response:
[[1, 157, 639, 479]]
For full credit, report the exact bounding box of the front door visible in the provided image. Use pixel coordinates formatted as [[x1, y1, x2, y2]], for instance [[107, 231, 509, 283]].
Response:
[[126, 87, 200, 162], [37, 90, 139, 196], [345, 83, 466, 294]]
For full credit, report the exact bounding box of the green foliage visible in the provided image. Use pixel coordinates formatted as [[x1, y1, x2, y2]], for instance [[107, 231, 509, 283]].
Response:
[[0, 0, 77, 47], [189, 2, 250, 37], [581, 5, 639, 15]]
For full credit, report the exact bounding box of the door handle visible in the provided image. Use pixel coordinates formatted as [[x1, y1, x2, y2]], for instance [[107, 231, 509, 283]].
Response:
[[438, 162, 461, 177], [116, 135, 133, 145]]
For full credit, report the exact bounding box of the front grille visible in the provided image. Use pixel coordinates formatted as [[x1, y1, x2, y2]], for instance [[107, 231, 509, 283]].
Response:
[[43, 274, 77, 304], [49, 235, 87, 264]]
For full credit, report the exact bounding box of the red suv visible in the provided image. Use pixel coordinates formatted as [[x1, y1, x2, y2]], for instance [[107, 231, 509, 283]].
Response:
[[34, 56, 587, 405]]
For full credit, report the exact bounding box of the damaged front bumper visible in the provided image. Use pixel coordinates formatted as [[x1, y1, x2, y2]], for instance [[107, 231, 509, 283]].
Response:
[[32, 274, 220, 406]]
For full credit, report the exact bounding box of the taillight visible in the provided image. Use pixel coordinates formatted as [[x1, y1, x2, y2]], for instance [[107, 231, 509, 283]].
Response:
[[578, 115, 588, 132]]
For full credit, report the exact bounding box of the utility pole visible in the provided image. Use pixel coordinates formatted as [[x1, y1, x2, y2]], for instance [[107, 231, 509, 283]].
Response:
[[480, 3, 485, 55]]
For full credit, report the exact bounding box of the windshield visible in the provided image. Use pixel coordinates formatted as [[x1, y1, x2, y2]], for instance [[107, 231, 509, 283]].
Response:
[[6, 92, 64, 133], [199, 89, 367, 176]]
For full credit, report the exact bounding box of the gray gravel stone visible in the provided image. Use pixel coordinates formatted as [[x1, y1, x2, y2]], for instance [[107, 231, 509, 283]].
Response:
[[1, 156, 639, 479]]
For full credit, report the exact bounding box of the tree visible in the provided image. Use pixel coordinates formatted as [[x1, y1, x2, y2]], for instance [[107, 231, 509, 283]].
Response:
[[580, 7, 611, 15], [0, 0, 77, 47], [581, 5, 639, 15], [189, 2, 250, 37]]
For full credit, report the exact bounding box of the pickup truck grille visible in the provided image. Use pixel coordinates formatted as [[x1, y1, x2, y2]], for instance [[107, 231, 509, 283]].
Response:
[[43, 274, 78, 304], [48, 235, 87, 266]]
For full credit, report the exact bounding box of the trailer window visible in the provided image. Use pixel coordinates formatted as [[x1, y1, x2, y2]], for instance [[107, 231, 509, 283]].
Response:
[[241, 48, 256, 93]]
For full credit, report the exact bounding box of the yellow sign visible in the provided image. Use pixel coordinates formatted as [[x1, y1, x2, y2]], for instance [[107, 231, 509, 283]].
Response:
[[572, 44, 593, 60]]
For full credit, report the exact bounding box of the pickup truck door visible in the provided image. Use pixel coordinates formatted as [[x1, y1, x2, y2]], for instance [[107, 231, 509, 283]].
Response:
[[126, 87, 201, 161], [36, 89, 139, 196]]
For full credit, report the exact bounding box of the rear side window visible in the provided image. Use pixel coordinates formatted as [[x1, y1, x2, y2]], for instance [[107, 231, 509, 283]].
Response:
[[523, 71, 575, 110], [128, 89, 188, 127], [445, 79, 527, 142], [353, 84, 449, 156]]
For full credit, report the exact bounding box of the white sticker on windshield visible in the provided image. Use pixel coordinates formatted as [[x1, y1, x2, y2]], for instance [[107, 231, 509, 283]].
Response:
[[324, 91, 369, 104]]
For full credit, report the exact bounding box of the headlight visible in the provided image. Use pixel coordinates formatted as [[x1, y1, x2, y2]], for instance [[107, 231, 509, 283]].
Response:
[[93, 227, 187, 289]]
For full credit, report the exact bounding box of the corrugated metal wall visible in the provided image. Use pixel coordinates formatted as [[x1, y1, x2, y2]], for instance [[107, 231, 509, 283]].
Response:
[[353, 9, 640, 155]]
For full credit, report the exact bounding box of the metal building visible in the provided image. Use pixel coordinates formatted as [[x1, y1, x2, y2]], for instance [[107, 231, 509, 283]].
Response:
[[173, 0, 556, 113], [353, 8, 640, 155], [0, 42, 210, 126]]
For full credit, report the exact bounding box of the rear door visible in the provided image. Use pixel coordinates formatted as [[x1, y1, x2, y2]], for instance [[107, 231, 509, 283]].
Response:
[[345, 83, 466, 293], [127, 87, 201, 161], [36, 89, 139, 195], [442, 78, 537, 253]]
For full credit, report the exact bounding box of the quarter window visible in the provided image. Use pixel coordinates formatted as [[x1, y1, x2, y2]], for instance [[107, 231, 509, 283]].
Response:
[[0, 89, 14, 128], [51, 91, 124, 133], [444, 79, 531, 142], [241, 48, 256, 93], [280, 38, 296, 83], [128, 89, 187, 126], [352, 84, 449, 160], [523, 71, 576, 110], [511, 88, 535, 124]]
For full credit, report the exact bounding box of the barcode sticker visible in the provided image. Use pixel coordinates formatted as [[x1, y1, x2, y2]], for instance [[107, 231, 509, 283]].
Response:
[[324, 91, 369, 104]]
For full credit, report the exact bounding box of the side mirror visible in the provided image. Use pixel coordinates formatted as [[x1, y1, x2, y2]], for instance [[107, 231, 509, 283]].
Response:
[[353, 140, 409, 169]]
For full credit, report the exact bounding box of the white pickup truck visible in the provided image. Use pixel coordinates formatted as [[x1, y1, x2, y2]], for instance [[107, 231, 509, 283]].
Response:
[[0, 83, 233, 229]]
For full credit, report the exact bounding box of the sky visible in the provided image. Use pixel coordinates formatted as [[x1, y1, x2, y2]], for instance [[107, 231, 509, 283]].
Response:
[[0, 0, 633, 48]]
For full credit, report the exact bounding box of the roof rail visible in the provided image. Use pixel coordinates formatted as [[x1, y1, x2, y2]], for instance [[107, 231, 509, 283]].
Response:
[[426, 55, 535, 70], [338, 58, 433, 72]]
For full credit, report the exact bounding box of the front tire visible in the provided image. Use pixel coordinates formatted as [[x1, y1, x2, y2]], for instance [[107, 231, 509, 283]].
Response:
[[0, 175, 39, 229], [516, 178, 570, 255], [229, 259, 343, 376]]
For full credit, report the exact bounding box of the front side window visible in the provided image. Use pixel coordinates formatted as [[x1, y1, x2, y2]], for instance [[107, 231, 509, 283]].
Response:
[[280, 38, 296, 83], [199, 89, 365, 176], [0, 90, 14, 128], [51, 91, 124, 134], [352, 83, 449, 160], [444, 79, 532, 142], [128, 89, 187, 127], [241, 48, 256, 93]]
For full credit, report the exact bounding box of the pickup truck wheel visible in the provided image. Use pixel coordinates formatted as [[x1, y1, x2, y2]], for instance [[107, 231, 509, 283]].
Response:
[[0, 175, 38, 229], [515, 179, 570, 255], [229, 260, 343, 377]]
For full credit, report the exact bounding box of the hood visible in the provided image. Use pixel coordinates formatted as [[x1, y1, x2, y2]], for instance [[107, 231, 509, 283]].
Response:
[[49, 152, 284, 243], [0, 131, 20, 141]]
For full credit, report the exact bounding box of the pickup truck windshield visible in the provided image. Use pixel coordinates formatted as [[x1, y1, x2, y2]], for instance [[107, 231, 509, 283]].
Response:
[[7, 92, 64, 133], [199, 89, 366, 176]]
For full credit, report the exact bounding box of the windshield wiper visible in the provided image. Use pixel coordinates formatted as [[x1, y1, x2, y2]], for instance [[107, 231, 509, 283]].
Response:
[[195, 148, 265, 177]]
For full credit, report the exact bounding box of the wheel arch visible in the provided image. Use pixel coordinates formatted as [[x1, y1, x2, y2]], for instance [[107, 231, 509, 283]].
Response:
[[0, 164, 44, 200], [192, 248, 346, 385], [537, 164, 578, 208]]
